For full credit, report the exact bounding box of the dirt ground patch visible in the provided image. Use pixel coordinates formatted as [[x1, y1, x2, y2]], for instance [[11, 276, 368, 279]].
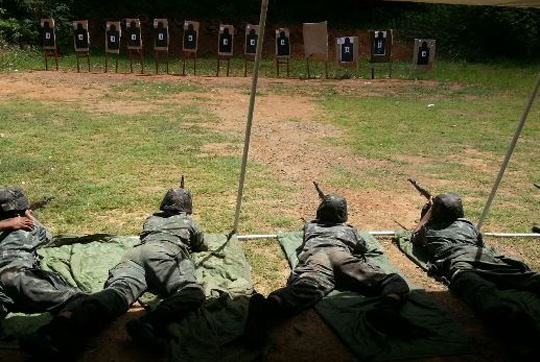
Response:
[[0, 71, 519, 362]]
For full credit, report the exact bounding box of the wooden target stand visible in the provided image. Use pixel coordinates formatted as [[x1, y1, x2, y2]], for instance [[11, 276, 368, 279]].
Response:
[[104, 52, 119, 73], [154, 50, 169, 74], [43, 48, 59, 70], [182, 51, 198, 76], [306, 55, 328, 79], [216, 56, 232, 77], [75, 51, 91, 72], [370, 62, 393, 79], [275, 57, 290, 77], [243, 54, 255, 77], [128, 49, 144, 74]]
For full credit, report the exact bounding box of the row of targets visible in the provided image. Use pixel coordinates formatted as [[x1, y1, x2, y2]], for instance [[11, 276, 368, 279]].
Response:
[[41, 18, 435, 70], [42, 18, 290, 58]]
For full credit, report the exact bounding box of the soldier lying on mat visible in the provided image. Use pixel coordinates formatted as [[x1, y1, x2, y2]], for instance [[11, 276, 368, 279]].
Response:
[[0, 187, 85, 333], [244, 184, 410, 347], [412, 193, 540, 338], [23, 182, 209, 358]]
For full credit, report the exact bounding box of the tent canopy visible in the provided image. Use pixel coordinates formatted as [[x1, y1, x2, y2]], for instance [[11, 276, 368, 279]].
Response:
[[389, 0, 540, 7]]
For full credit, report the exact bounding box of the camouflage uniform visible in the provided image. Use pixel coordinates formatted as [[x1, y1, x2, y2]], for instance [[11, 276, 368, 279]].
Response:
[[413, 193, 540, 321], [0, 187, 83, 323], [271, 217, 409, 314], [25, 187, 207, 357], [245, 194, 409, 346]]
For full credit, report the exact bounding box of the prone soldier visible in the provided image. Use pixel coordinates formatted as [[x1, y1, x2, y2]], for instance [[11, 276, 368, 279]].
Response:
[[24, 180, 209, 358], [244, 183, 410, 346], [0, 187, 84, 332], [412, 192, 540, 338]]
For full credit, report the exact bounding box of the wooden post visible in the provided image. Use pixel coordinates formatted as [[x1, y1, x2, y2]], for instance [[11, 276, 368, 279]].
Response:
[[325, 61, 329, 79], [43, 49, 58, 71], [155, 50, 168, 74], [216, 56, 231, 77]]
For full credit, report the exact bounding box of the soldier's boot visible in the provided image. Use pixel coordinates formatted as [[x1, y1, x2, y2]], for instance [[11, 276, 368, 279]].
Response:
[[20, 291, 120, 360], [19, 316, 74, 361], [243, 292, 282, 348], [126, 289, 205, 354], [125, 317, 167, 355], [125, 305, 175, 355], [364, 296, 415, 336]]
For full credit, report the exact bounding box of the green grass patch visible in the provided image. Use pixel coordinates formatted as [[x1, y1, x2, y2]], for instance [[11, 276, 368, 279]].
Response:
[[318, 87, 540, 232], [2, 47, 540, 93], [0, 96, 292, 235]]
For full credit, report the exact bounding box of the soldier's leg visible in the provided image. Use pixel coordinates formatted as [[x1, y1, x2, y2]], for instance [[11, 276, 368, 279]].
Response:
[[0, 267, 84, 315], [22, 260, 147, 358], [244, 252, 335, 347], [450, 270, 531, 337], [144, 255, 205, 329], [63, 259, 147, 330], [328, 249, 409, 298], [478, 269, 540, 295], [126, 243, 204, 350], [327, 249, 412, 335]]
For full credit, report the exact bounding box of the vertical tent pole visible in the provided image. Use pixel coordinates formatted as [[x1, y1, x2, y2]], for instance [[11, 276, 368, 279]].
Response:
[[477, 69, 540, 231], [233, 0, 269, 233]]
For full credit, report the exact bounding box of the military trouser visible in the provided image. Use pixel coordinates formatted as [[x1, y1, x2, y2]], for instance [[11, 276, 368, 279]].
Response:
[[269, 248, 409, 316], [0, 266, 84, 322], [452, 270, 540, 318], [62, 241, 205, 333]]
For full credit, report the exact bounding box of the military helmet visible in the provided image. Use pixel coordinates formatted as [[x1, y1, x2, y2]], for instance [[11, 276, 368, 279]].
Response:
[[160, 188, 192, 214], [0, 187, 30, 214], [431, 193, 464, 222], [316, 194, 348, 223]]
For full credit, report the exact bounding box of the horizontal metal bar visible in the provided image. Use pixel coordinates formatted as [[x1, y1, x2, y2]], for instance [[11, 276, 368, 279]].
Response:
[[237, 234, 278, 239], [237, 231, 540, 239], [484, 232, 540, 237]]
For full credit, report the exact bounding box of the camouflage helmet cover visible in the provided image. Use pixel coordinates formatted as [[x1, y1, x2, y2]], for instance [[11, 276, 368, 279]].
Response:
[[431, 193, 464, 223], [316, 194, 348, 223], [0, 187, 30, 214], [160, 188, 193, 214]]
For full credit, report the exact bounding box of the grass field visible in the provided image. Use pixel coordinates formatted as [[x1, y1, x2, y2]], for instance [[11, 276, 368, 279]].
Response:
[[1, 48, 540, 287]]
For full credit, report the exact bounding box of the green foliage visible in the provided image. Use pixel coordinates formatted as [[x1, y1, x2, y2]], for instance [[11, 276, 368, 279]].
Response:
[[0, 0, 73, 49], [398, 4, 540, 60]]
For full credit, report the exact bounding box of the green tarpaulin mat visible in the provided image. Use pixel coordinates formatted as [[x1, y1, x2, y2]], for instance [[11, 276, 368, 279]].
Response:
[[394, 230, 540, 333], [278, 231, 476, 361], [0, 234, 258, 362]]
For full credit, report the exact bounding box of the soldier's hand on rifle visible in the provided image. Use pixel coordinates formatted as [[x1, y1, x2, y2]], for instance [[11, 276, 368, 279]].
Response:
[[24, 209, 38, 223], [415, 197, 434, 233], [5, 215, 33, 230]]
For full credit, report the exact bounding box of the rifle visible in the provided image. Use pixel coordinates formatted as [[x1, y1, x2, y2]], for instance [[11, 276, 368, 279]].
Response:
[[29, 197, 54, 210], [313, 181, 325, 200], [407, 178, 432, 200], [180, 175, 185, 189], [534, 183, 540, 191]]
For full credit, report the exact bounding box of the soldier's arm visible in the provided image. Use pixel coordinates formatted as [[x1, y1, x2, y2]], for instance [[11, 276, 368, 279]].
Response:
[[190, 220, 208, 252], [352, 227, 368, 255], [413, 199, 433, 234], [0, 215, 33, 231]]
